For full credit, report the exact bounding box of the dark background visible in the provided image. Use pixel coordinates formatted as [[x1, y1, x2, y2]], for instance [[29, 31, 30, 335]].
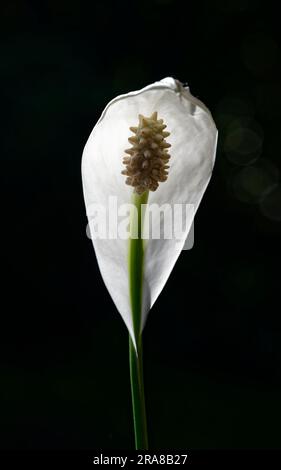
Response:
[[1, 0, 281, 450]]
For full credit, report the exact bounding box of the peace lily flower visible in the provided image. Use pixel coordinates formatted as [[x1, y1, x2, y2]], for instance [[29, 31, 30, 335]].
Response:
[[82, 77, 217, 449]]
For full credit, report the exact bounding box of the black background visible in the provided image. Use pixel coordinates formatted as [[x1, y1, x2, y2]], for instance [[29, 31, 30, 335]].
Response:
[[1, 0, 281, 450]]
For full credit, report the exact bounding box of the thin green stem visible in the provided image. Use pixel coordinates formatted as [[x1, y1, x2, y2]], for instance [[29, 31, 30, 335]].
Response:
[[129, 335, 148, 450], [128, 190, 149, 450]]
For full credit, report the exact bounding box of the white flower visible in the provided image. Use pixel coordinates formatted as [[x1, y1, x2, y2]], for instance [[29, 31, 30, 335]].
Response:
[[82, 77, 217, 347]]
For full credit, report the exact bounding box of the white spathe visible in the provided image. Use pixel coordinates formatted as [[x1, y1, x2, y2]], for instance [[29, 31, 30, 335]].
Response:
[[82, 77, 218, 346]]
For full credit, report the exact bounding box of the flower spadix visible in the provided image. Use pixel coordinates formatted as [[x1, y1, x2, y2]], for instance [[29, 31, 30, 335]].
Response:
[[82, 77, 217, 348], [122, 112, 171, 194]]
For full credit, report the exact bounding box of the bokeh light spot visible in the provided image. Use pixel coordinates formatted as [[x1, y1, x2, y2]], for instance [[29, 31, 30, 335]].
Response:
[[232, 160, 279, 204], [224, 128, 263, 165], [215, 96, 255, 132], [223, 117, 264, 165]]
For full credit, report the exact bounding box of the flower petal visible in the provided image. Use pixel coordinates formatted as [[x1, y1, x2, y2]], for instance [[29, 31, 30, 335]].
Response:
[[82, 78, 217, 345]]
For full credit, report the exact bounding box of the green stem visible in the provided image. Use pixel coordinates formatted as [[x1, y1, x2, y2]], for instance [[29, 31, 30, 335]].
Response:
[[128, 190, 149, 450], [129, 335, 148, 450]]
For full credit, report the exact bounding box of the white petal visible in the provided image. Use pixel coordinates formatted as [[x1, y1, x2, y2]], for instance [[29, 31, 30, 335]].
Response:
[[82, 78, 217, 345]]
